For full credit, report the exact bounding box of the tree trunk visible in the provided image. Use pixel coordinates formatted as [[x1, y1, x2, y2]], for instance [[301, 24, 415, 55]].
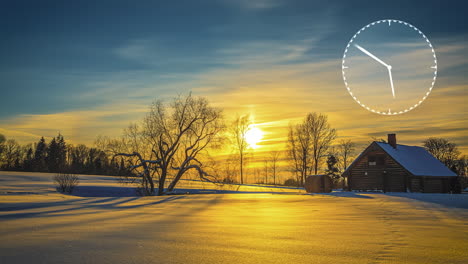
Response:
[[273, 168, 276, 185], [157, 168, 167, 196], [301, 156, 307, 186], [147, 173, 155, 194], [240, 152, 244, 184], [167, 169, 185, 193], [314, 158, 319, 175]]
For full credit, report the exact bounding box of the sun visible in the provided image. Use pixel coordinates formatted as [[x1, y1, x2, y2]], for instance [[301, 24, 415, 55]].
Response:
[[245, 126, 264, 149]]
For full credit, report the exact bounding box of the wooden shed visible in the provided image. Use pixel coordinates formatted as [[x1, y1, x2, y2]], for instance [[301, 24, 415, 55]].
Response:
[[304, 175, 332, 193], [343, 134, 458, 193]]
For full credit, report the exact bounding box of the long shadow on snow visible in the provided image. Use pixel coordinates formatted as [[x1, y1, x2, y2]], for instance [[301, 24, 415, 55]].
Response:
[[0, 196, 185, 220], [171, 188, 302, 195], [0, 196, 187, 237], [311, 191, 374, 199], [0, 197, 111, 211], [385, 192, 468, 209], [72, 185, 138, 197]]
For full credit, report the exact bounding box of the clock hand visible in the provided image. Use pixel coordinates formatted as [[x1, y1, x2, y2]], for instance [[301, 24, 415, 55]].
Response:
[[354, 44, 390, 68], [355, 44, 395, 98], [387, 66, 395, 98]]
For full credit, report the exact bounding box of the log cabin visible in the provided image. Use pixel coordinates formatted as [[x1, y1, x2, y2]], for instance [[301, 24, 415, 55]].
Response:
[[343, 134, 458, 193]]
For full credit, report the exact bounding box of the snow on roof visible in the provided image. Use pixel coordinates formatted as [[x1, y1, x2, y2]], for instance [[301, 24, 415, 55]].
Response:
[[376, 142, 457, 177]]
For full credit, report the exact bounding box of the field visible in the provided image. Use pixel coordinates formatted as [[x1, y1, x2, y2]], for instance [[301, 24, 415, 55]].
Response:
[[1, 171, 467, 264]]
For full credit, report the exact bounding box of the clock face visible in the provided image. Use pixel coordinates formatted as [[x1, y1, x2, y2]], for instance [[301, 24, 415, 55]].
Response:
[[342, 19, 437, 115]]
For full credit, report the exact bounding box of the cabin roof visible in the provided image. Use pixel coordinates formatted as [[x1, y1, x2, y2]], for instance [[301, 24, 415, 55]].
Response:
[[375, 142, 457, 177]]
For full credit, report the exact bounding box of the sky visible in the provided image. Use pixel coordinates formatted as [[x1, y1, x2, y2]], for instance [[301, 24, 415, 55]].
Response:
[[0, 0, 467, 156]]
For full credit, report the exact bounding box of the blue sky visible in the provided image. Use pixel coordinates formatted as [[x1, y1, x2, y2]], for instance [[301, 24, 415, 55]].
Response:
[[0, 0, 467, 153]]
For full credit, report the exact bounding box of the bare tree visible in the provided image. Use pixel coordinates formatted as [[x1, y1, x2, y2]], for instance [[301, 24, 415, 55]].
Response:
[[114, 94, 224, 195], [454, 155, 467, 177], [166, 97, 224, 192], [287, 124, 305, 185], [454, 155, 468, 189], [307, 113, 337, 175], [287, 113, 336, 185], [269, 150, 280, 185], [208, 154, 239, 184], [224, 155, 239, 183], [0, 135, 5, 167], [423, 137, 460, 169], [337, 139, 356, 173], [1, 139, 21, 169], [231, 115, 251, 184], [263, 159, 268, 184], [97, 124, 156, 190], [253, 166, 262, 184], [0, 134, 5, 158]]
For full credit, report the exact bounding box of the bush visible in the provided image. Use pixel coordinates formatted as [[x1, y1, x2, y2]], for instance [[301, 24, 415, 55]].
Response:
[[221, 176, 236, 184], [284, 178, 300, 187], [53, 173, 79, 193]]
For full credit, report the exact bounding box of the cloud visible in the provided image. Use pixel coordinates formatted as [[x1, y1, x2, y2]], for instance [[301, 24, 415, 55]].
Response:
[[214, 38, 318, 66], [189, 37, 468, 154], [2, 31, 466, 157], [0, 101, 148, 145], [222, 0, 283, 10]]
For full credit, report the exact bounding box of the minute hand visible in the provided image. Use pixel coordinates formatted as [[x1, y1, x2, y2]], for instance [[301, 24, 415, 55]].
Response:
[[354, 44, 390, 68], [387, 66, 395, 98]]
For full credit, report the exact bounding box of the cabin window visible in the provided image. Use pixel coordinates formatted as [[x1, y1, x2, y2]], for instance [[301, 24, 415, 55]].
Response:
[[368, 155, 376, 166]]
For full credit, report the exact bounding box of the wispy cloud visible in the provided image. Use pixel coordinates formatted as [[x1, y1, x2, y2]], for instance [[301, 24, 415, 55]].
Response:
[[2, 26, 466, 156], [222, 0, 283, 10], [0, 101, 148, 145]]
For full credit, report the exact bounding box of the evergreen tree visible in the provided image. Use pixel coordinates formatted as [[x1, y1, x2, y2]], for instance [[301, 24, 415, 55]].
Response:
[[14, 157, 21, 170], [1, 133, 132, 176], [34, 137, 47, 172], [46, 133, 68, 172], [56, 134, 67, 171], [326, 155, 340, 186], [47, 137, 59, 172], [24, 147, 34, 171]]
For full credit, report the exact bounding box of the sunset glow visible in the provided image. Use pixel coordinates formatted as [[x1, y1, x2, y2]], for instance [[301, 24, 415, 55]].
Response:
[[245, 126, 264, 149], [0, 2, 467, 264]]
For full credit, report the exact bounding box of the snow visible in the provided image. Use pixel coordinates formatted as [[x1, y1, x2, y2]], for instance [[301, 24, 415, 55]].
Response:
[[0, 171, 304, 197], [1, 171, 467, 264], [376, 142, 457, 177]]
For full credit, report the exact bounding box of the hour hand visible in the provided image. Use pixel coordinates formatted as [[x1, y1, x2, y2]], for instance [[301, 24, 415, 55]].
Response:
[[354, 44, 390, 68], [355, 44, 395, 98]]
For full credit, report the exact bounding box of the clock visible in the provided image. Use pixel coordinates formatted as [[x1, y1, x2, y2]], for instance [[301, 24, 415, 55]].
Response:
[[342, 19, 437, 115]]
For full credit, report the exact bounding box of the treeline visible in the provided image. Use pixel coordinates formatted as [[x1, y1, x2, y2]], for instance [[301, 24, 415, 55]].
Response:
[[0, 94, 466, 192], [0, 133, 133, 176]]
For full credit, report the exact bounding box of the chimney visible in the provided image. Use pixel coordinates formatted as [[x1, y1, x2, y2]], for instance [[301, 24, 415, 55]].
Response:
[[388, 134, 397, 149]]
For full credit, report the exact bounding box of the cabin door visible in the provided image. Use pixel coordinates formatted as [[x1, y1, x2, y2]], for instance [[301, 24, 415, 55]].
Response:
[[382, 171, 388, 193], [383, 171, 405, 192]]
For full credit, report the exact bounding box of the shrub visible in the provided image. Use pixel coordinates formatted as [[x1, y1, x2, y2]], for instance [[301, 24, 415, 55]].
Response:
[[284, 178, 299, 187], [53, 173, 79, 194], [221, 176, 236, 184]]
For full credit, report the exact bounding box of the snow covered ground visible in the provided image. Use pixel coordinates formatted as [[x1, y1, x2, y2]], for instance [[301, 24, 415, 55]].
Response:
[[1, 171, 467, 264]]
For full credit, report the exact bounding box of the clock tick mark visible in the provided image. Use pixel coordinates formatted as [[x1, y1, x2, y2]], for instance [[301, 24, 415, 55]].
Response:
[[431, 66, 437, 69]]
